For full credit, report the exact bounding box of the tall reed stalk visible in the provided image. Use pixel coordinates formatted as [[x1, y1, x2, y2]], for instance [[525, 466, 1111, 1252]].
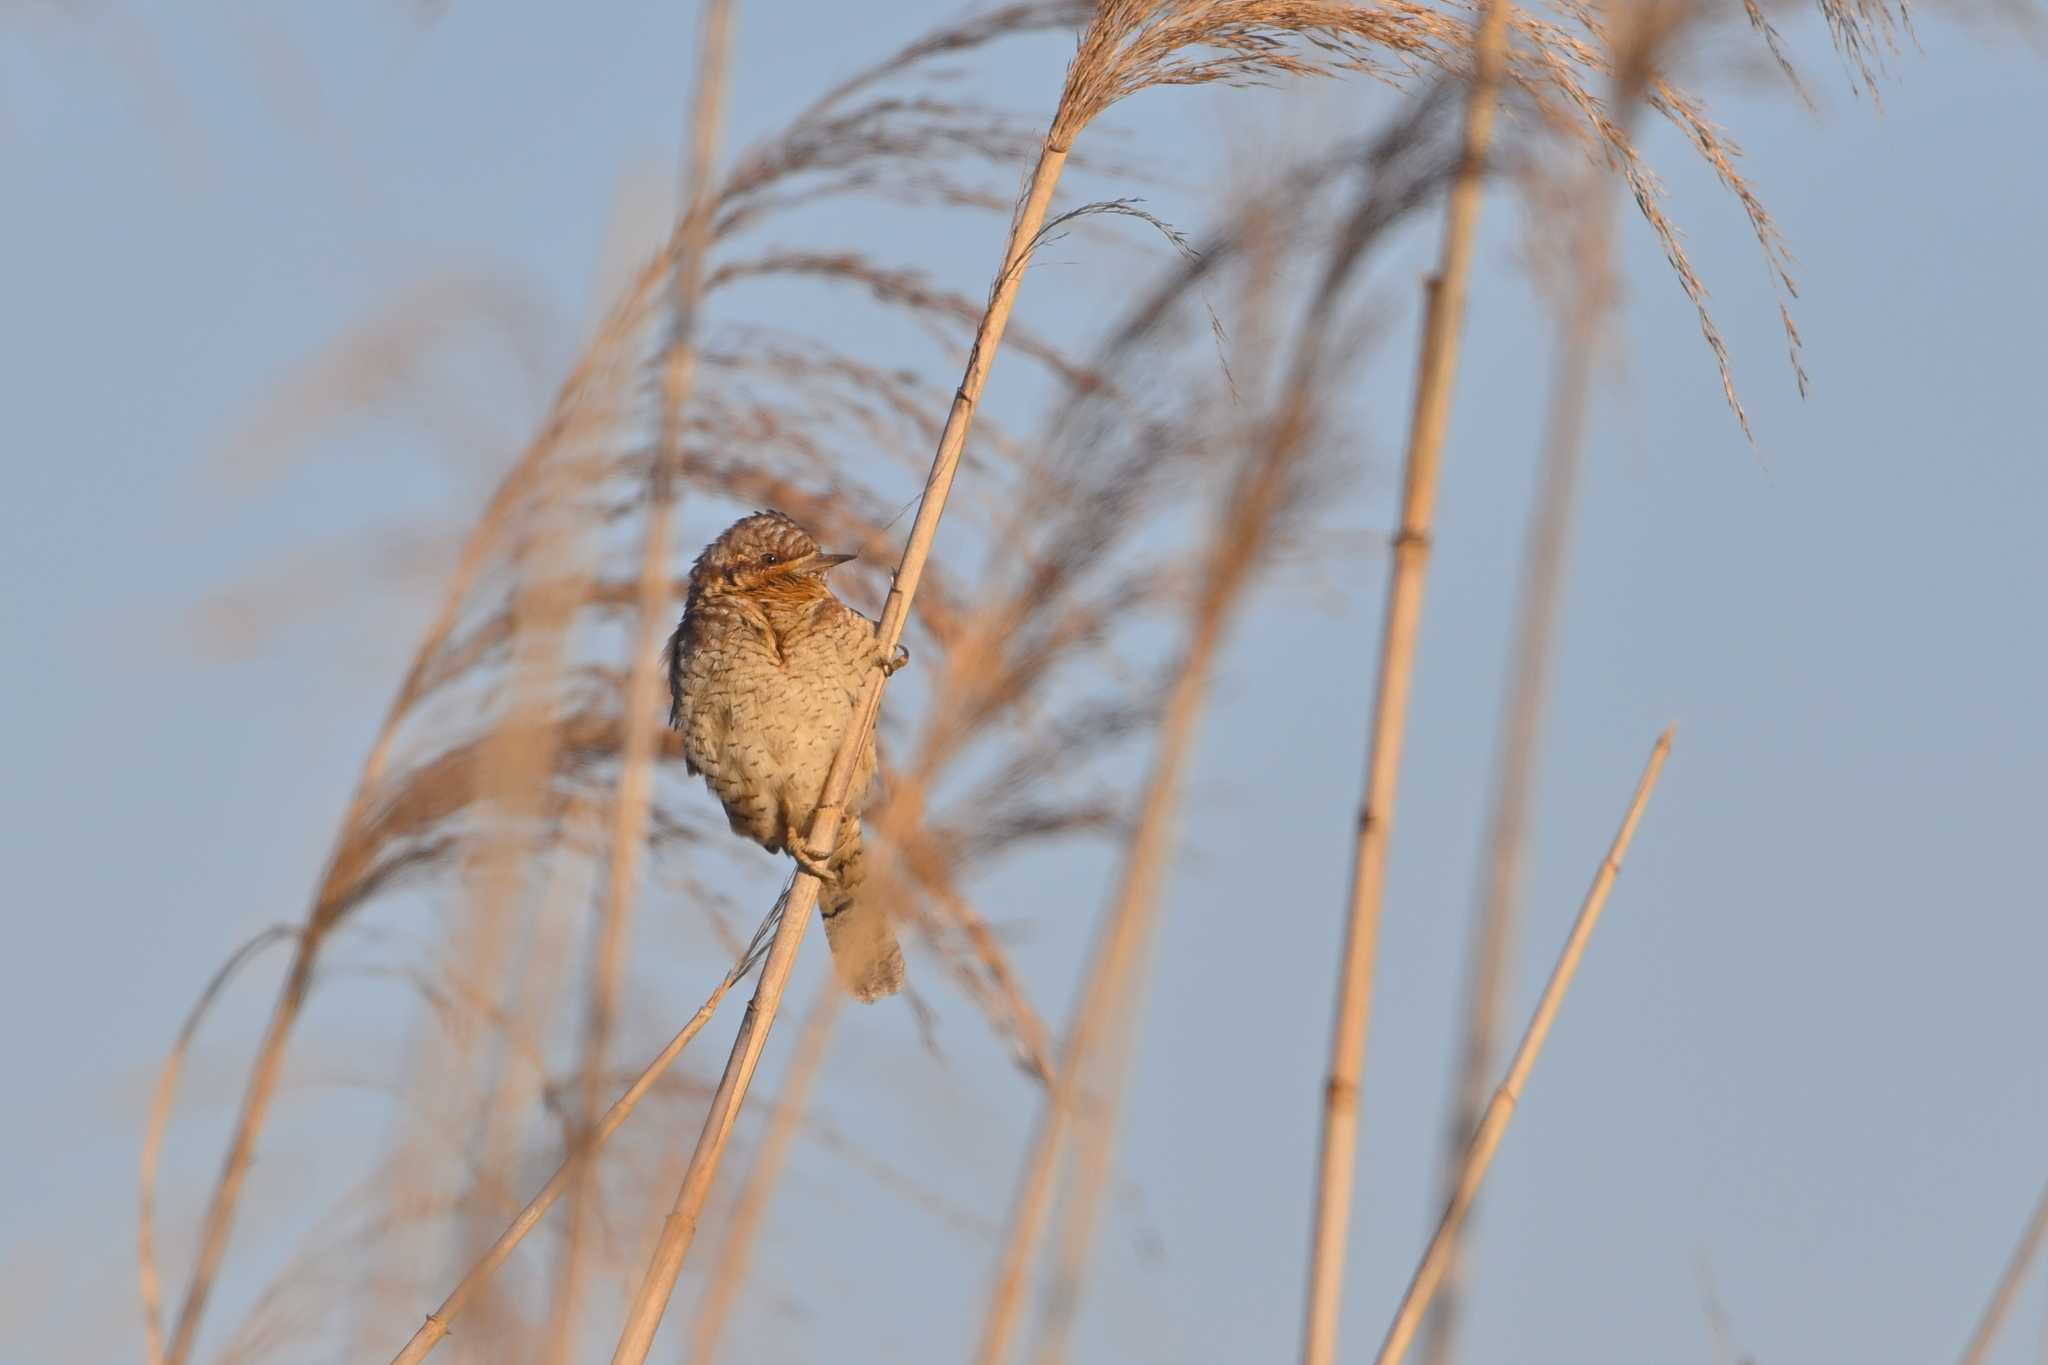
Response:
[[1301, 4, 1512, 1361], [602, 106, 1076, 1365]]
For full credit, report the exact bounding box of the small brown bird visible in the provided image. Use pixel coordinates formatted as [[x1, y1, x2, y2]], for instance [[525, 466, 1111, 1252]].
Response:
[[665, 511, 906, 1001]]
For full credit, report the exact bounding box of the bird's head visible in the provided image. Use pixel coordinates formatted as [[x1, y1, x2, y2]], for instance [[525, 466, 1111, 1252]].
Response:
[[687, 510, 855, 604]]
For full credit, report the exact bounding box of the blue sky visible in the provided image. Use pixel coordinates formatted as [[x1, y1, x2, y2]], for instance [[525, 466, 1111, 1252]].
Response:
[[3, 3, 2045, 1363]]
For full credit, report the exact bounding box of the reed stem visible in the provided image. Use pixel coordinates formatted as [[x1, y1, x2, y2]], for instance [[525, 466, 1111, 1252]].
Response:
[[1371, 728, 1673, 1365], [1300, 4, 1514, 1360], [604, 132, 1074, 1365]]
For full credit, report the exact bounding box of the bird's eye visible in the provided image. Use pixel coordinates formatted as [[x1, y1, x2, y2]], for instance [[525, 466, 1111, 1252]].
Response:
[[760, 553, 780, 566]]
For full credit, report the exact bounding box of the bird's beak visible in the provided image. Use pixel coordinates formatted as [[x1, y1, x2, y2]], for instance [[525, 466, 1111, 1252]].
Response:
[[811, 551, 857, 573]]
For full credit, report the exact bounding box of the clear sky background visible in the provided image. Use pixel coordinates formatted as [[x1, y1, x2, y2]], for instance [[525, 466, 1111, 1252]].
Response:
[[3, 2, 2045, 1363]]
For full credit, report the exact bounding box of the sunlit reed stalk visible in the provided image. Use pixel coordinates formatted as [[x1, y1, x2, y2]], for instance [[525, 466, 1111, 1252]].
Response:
[[540, 3, 738, 1356], [685, 978, 845, 1364], [1372, 726, 1672, 1365], [1956, 1179, 2048, 1365], [603, 73, 1076, 1365], [384, 908, 774, 1365], [603, 120, 1073, 1365], [1301, 4, 1512, 1362]]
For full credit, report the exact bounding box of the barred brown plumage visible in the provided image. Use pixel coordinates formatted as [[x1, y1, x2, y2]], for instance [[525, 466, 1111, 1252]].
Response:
[[665, 510, 905, 1001]]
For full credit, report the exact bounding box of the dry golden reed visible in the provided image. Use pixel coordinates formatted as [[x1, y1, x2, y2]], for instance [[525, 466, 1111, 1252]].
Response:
[[138, 0, 1913, 1360]]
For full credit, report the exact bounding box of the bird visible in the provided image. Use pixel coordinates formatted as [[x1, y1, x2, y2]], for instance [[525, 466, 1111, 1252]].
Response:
[[665, 510, 907, 1001]]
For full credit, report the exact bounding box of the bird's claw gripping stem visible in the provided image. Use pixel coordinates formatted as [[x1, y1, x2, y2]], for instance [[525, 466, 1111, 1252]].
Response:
[[877, 643, 910, 678], [783, 826, 839, 883]]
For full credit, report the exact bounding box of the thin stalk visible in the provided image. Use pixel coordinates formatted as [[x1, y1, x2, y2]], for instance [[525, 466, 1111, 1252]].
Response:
[[604, 128, 1075, 1365], [540, 1, 737, 1355], [139, 927, 296, 1365], [385, 939, 758, 1365], [684, 980, 845, 1364], [1300, 3, 1514, 1362], [1957, 1178, 2048, 1365], [1371, 727, 1673, 1365], [160, 939, 320, 1365]]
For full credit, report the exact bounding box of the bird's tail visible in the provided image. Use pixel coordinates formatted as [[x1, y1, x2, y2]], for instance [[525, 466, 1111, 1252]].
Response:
[[819, 825, 905, 1002]]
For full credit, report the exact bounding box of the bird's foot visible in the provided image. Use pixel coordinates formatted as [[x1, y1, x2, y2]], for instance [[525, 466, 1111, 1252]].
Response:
[[783, 826, 839, 883], [877, 643, 910, 678]]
